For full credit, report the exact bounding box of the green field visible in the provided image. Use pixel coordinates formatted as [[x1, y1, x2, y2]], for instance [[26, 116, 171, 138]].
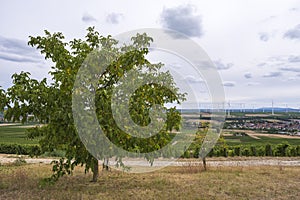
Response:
[[1, 123, 300, 154], [0, 124, 39, 145], [224, 135, 300, 146]]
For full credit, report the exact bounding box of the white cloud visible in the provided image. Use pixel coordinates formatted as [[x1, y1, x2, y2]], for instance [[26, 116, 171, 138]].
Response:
[[82, 13, 97, 23], [244, 72, 252, 79], [259, 32, 270, 42], [263, 72, 282, 78], [280, 67, 300, 73], [223, 81, 235, 87], [160, 4, 203, 38], [246, 82, 260, 86], [214, 60, 233, 70], [288, 55, 300, 63], [184, 75, 204, 84], [0, 35, 43, 63], [106, 13, 123, 24], [284, 24, 300, 40]]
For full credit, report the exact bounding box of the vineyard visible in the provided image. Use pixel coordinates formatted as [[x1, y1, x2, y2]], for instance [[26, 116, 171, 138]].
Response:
[[1, 123, 299, 158]]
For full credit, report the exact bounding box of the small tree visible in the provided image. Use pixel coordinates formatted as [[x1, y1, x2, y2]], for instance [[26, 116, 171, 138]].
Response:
[[4, 27, 185, 182], [193, 127, 226, 171]]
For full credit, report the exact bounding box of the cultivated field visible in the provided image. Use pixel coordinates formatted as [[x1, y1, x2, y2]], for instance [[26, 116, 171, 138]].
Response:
[[0, 124, 39, 145], [222, 131, 300, 146], [223, 129, 300, 139]]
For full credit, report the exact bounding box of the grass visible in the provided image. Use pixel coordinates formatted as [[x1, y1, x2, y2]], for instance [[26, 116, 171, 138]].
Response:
[[224, 135, 300, 146], [0, 163, 299, 199], [0, 124, 39, 145]]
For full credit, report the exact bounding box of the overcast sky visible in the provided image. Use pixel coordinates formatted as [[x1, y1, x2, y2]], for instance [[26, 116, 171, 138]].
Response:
[[1, 0, 300, 108]]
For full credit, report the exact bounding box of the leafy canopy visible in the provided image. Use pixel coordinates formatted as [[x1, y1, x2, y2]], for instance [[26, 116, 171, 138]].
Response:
[[3, 27, 185, 180]]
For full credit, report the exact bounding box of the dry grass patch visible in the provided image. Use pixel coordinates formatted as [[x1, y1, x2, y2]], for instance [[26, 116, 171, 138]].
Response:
[[0, 163, 299, 199]]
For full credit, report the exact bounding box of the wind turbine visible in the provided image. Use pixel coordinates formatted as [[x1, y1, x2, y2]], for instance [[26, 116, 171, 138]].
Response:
[[272, 100, 274, 115], [227, 101, 231, 117], [252, 104, 256, 113]]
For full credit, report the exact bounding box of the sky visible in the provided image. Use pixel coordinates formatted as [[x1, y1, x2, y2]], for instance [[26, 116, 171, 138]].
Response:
[[0, 0, 300, 109]]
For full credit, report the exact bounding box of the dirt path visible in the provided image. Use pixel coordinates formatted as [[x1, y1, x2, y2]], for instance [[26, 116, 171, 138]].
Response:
[[0, 123, 19, 127], [0, 154, 54, 164], [224, 129, 300, 139], [250, 133, 300, 139], [1, 154, 299, 167]]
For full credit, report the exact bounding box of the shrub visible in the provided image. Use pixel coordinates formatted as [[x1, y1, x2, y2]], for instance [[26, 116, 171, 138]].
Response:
[[241, 147, 250, 157], [42, 150, 65, 158], [250, 146, 257, 156], [288, 146, 297, 157], [265, 144, 273, 156], [234, 146, 241, 156], [257, 146, 265, 156], [228, 150, 234, 157], [275, 143, 289, 156], [222, 147, 228, 157], [0, 143, 41, 155], [297, 146, 300, 156]]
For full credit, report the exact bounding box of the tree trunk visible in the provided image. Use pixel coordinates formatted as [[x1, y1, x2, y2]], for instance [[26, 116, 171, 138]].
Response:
[[103, 157, 109, 171], [91, 158, 99, 182], [202, 157, 207, 171]]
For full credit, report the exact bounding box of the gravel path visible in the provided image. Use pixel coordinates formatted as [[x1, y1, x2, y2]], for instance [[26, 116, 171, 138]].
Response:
[[0, 154, 54, 164], [1, 154, 300, 167]]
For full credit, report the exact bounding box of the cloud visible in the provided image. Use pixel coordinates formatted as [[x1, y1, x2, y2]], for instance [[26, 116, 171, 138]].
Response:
[[194, 60, 215, 70], [169, 62, 181, 69], [286, 77, 298, 81], [223, 81, 235, 87], [82, 13, 97, 23], [244, 72, 252, 79], [160, 5, 203, 38], [284, 24, 300, 40], [289, 8, 298, 12], [184, 75, 204, 84], [106, 13, 123, 24], [214, 60, 233, 70], [257, 62, 267, 67], [261, 15, 277, 23], [0, 35, 43, 63], [268, 55, 287, 62], [262, 72, 282, 78], [259, 32, 270, 42], [258, 55, 298, 67], [288, 55, 300, 63], [279, 67, 300, 73], [0, 53, 39, 63], [247, 82, 260, 86]]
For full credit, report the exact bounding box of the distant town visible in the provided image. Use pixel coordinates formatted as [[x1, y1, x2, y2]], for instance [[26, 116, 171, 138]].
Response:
[[224, 119, 300, 136], [1, 107, 300, 137]]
